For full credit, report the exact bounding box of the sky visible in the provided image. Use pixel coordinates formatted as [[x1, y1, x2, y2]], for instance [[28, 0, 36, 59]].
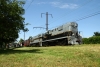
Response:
[[18, 0, 100, 41]]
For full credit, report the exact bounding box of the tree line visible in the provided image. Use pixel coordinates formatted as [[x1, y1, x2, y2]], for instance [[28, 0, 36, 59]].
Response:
[[82, 32, 100, 44]]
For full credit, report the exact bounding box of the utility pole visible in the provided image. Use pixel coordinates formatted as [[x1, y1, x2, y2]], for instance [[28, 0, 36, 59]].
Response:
[[24, 22, 25, 41], [24, 22, 30, 41], [32, 12, 53, 47], [41, 12, 53, 31]]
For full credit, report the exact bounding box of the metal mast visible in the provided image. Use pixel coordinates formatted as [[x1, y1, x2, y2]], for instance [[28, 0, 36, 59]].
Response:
[[46, 12, 48, 31], [41, 12, 53, 31]]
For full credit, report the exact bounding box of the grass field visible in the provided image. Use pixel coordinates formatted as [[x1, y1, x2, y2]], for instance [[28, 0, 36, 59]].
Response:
[[0, 44, 100, 67]]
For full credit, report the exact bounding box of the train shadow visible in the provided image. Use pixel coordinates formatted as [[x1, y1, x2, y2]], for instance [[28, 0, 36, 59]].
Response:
[[0, 48, 42, 55]]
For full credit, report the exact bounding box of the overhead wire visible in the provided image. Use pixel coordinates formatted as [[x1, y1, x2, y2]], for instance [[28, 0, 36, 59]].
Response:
[[71, 0, 100, 22], [23, 0, 35, 38], [24, 0, 45, 33], [71, 5, 100, 22], [48, 11, 100, 29], [49, 10, 100, 30], [49, 11, 100, 30], [75, 11, 100, 21], [26, 0, 34, 11], [25, 0, 46, 35]]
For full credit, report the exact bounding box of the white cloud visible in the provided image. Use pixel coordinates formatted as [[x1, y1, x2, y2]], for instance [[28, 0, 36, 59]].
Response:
[[50, 2, 78, 9], [37, 2, 47, 5], [60, 4, 78, 9], [50, 2, 60, 6], [35, 1, 79, 9]]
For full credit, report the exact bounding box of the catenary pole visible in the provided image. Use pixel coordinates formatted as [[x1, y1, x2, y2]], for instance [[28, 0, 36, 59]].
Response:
[[41, 12, 53, 31]]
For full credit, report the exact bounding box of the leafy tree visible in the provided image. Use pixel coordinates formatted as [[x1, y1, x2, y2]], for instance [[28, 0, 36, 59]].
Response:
[[93, 32, 100, 36], [29, 36, 33, 42], [19, 38, 24, 44], [0, 0, 26, 48], [18, 38, 24, 47], [23, 23, 30, 32]]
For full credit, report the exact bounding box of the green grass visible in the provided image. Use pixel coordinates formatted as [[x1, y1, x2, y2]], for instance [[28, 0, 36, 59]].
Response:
[[0, 44, 100, 67]]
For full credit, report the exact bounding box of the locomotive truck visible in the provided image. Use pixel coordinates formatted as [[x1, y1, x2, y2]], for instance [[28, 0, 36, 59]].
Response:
[[25, 22, 82, 47]]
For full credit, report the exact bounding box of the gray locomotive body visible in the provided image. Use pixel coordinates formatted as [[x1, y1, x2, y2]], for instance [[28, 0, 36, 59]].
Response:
[[30, 22, 82, 46]]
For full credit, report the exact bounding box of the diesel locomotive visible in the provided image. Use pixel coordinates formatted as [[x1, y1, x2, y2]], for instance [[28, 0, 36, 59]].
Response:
[[26, 22, 82, 46]]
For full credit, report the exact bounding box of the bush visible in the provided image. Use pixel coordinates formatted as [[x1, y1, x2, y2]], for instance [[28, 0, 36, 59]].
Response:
[[82, 36, 100, 44]]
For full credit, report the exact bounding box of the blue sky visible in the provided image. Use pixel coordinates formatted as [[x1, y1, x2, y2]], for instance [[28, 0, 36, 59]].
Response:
[[18, 0, 100, 41]]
